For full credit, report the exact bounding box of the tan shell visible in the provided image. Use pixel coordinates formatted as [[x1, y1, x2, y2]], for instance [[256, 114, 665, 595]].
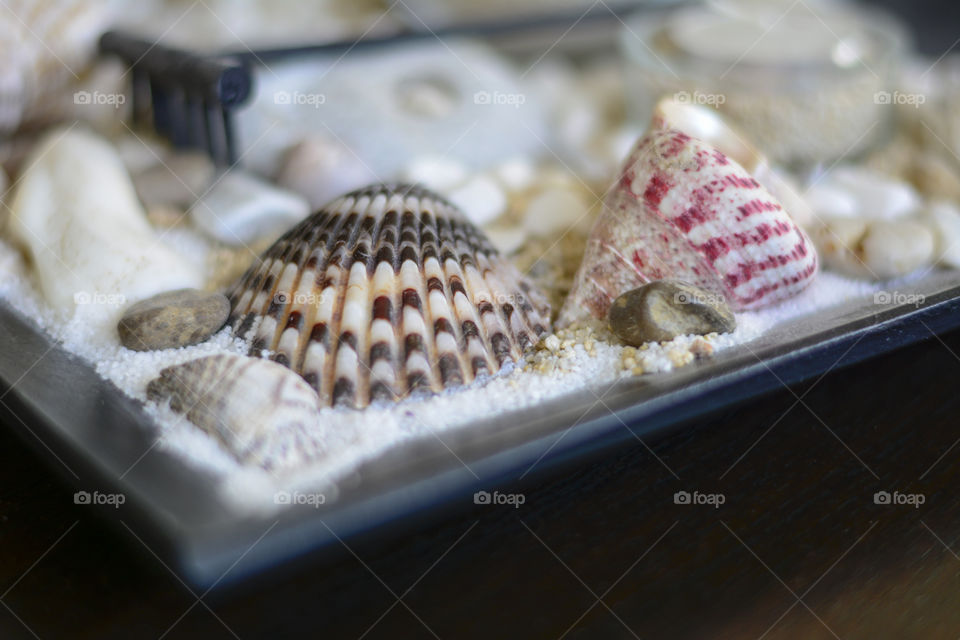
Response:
[[228, 183, 551, 409], [147, 354, 323, 469]]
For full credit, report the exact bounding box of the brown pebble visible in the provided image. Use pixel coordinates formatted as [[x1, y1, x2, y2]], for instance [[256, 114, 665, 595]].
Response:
[[118, 289, 230, 351], [608, 280, 736, 346]]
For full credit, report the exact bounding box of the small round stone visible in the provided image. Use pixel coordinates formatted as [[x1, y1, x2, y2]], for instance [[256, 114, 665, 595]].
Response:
[[133, 151, 215, 208], [447, 175, 507, 226], [608, 280, 736, 346], [118, 289, 230, 351]]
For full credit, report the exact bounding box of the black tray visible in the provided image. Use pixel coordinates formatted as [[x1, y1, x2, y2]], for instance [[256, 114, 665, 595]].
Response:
[[3, 269, 960, 589]]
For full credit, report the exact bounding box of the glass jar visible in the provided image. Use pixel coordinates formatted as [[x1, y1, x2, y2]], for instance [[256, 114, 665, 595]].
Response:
[[620, 0, 908, 168]]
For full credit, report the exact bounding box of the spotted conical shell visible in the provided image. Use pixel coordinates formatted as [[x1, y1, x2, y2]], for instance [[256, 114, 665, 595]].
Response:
[[228, 184, 551, 409], [560, 124, 818, 326]]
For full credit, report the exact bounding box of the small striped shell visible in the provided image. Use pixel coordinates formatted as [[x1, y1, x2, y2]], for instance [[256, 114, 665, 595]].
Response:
[[560, 126, 818, 325], [147, 354, 323, 470], [228, 184, 551, 409]]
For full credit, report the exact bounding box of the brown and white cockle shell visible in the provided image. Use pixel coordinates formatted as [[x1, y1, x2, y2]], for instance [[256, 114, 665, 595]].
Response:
[[228, 184, 551, 409], [559, 123, 818, 326]]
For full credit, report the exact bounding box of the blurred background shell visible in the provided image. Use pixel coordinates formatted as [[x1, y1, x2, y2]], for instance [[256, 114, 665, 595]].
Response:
[[0, 0, 116, 134], [228, 183, 551, 409]]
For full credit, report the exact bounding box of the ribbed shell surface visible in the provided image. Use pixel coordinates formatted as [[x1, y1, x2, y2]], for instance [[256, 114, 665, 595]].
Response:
[[228, 184, 551, 409], [560, 128, 818, 326]]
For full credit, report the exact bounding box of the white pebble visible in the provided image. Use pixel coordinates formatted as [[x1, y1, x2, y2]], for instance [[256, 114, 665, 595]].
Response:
[[8, 128, 203, 339], [447, 175, 507, 226], [544, 334, 561, 351], [921, 200, 960, 269], [804, 182, 859, 219], [492, 156, 536, 192], [605, 125, 642, 166], [483, 225, 527, 255], [275, 135, 377, 209], [133, 151, 215, 208], [826, 166, 921, 220], [401, 155, 468, 192], [191, 171, 310, 246], [556, 97, 601, 151], [862, 220, 935, 278], [523, 187, 589, 237]]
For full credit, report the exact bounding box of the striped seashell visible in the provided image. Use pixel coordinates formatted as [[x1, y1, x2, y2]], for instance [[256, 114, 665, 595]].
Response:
[[228, 183, 551, 409], [147, 354, 323, 470], [560, 123, 818, 325]]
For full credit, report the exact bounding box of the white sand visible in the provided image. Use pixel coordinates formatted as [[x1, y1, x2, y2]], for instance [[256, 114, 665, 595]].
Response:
[[0, 232, 882, 514]]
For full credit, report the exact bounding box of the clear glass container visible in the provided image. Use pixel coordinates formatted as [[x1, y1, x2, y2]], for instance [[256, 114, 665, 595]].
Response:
[[620, 0, 909, 168]]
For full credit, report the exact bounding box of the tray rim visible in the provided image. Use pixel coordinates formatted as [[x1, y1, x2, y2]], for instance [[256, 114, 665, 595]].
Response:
[[3, 275, 960, 590]]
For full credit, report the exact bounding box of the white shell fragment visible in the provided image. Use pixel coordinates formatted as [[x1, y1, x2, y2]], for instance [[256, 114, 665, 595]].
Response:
[[809, 218, 870, 277], [228, 183, 551, 409], [147, 354, 322, 469], [493, 156, 536, 192], [401, 155, 468, 192], [8, 128, 203, 337], [922, 200, 960, 269], [0, 0, 115, 133], [861, 220, 935, 278], [483, 225, 528, 256], [522, 187, 589, 237], [190, 170, 311, 245], [811, 217, 935, 279], [821, 166, 921, 221], [275, 135, 377, 209], [447, 174, 507, 226], [804, 182, 859, 220]]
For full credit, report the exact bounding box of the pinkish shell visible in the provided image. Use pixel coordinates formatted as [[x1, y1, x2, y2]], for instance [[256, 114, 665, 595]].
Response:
[[560, 127, 818, 325]]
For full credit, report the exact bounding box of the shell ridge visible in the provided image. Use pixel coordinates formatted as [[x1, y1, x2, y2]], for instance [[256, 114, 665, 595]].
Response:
[[433, 211, 472, 384], [227, 183, 553, 408]]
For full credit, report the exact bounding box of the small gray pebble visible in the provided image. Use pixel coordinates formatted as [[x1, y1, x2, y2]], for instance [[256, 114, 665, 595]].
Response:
[[608, 280, 736, 346], [118, 289, 230, 351]]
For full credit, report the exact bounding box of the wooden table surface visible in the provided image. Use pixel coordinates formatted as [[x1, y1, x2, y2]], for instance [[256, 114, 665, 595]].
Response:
[[2, 321, 960, 639]]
